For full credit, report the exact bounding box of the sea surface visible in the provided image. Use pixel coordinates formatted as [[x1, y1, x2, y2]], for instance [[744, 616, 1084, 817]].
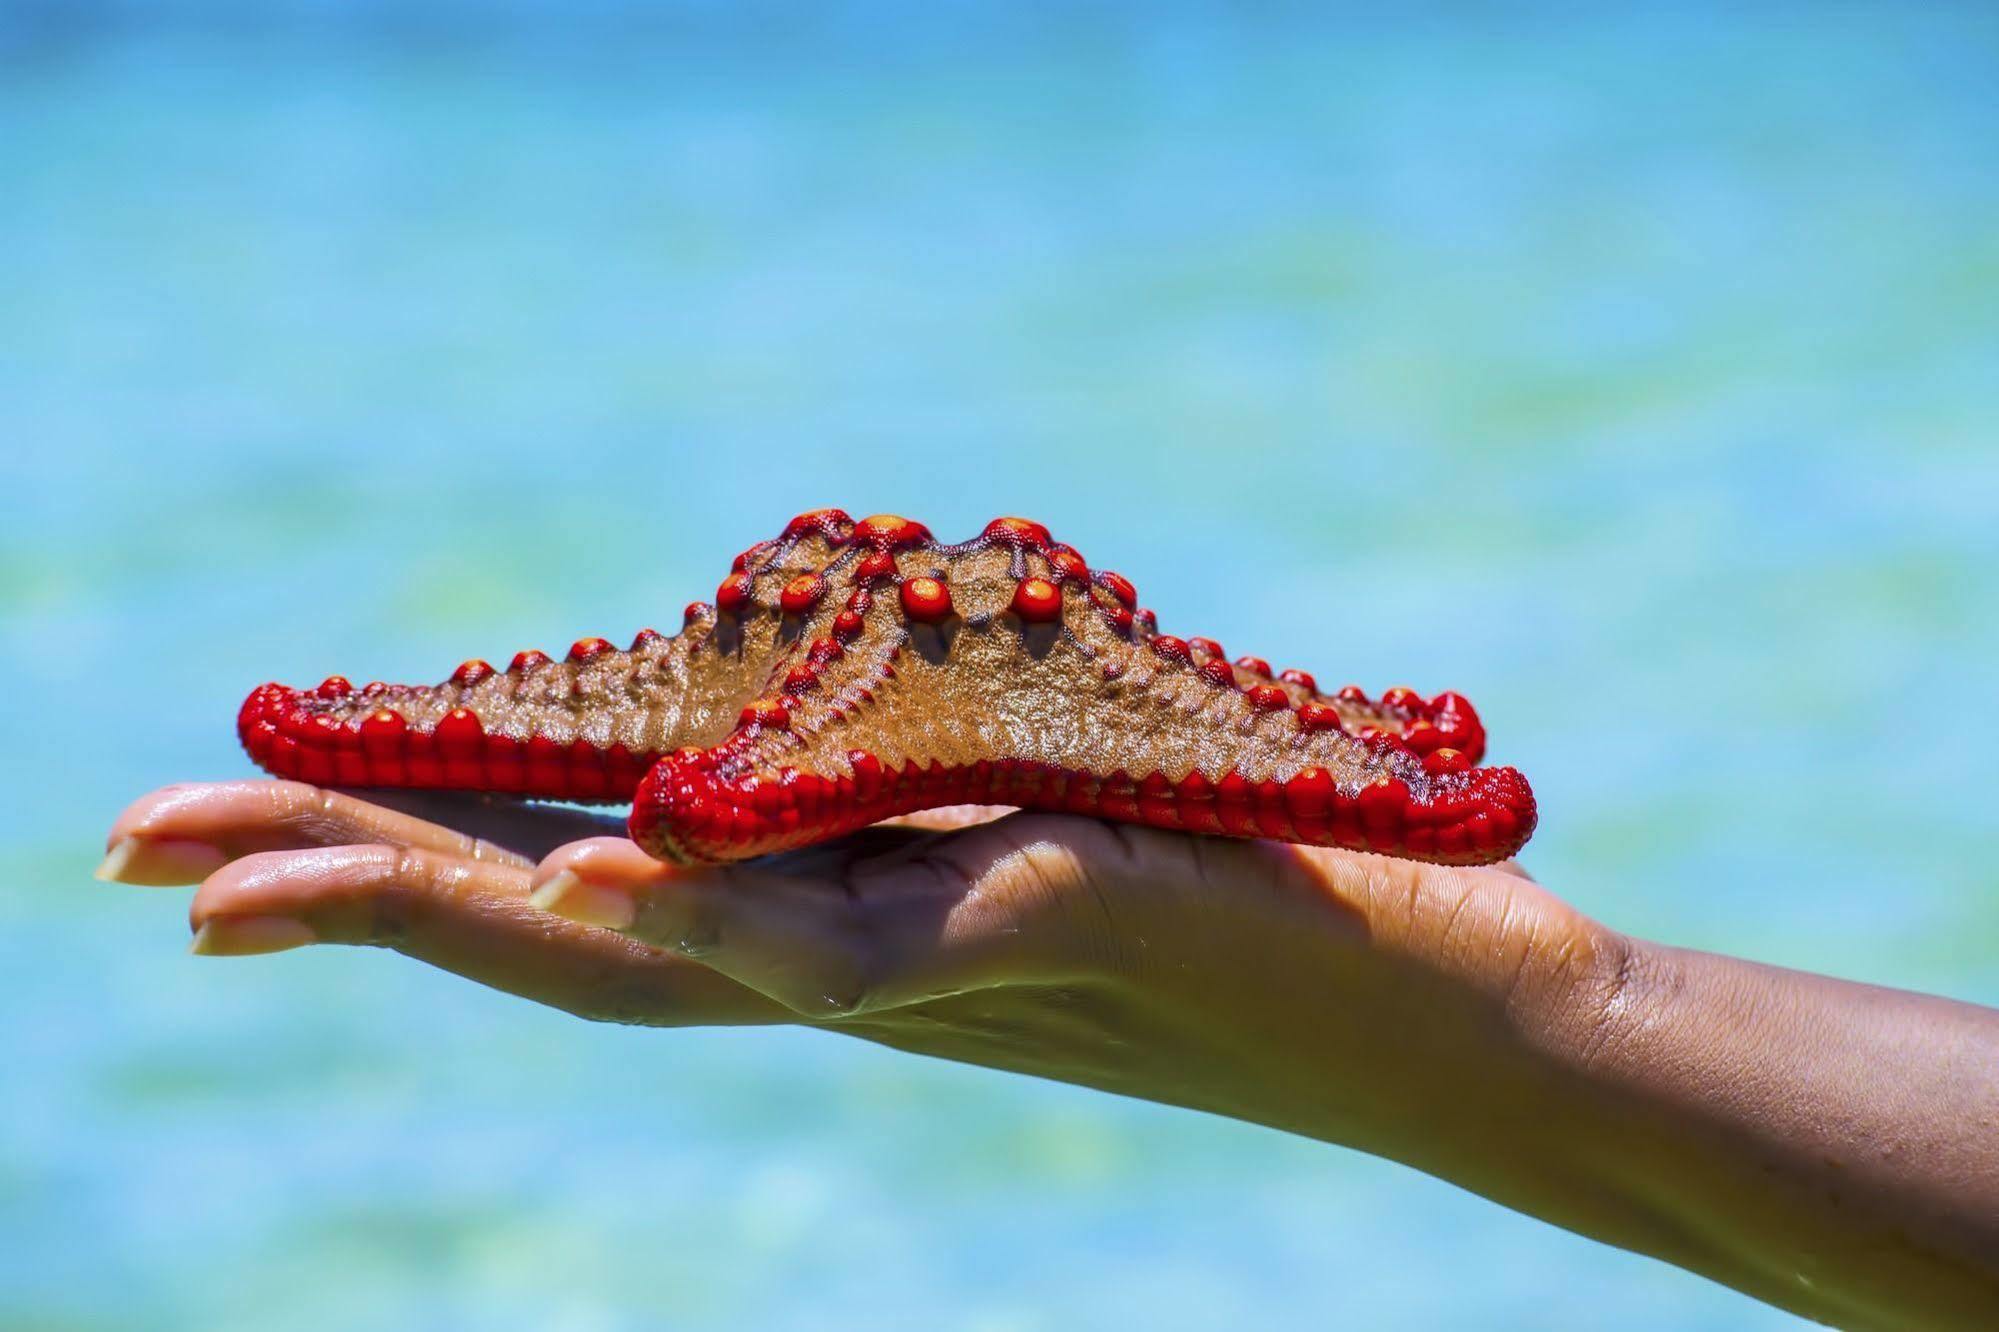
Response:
[[4, 4, 1997, 1328]]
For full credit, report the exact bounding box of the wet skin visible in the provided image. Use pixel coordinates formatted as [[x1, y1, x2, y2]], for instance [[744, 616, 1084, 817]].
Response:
[[104, 781, 1999, 1331]]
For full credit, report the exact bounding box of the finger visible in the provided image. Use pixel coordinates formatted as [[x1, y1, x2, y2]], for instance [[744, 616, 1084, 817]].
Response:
[[189, 843, 787, 1026], [729, 808, 1017, 881], [875, 804, 1017, 834], [100, 781, 620, 885], [529, 839, 873, 1017], [529, 820, 1118, 1019], [347, 789, 627, 857]]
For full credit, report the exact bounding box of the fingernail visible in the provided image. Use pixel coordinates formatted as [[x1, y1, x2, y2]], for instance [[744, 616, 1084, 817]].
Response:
[[190, 916, 317, 957], [95, 836, 229, 887], [529, 869, 636, 930]]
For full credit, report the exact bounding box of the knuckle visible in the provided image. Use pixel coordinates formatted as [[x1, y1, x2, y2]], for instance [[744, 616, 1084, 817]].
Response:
[[392, 845, 439, 893], [1352, 853, 1430, 943], [465, 835, 507, 865], [359, 846, 450, 945]]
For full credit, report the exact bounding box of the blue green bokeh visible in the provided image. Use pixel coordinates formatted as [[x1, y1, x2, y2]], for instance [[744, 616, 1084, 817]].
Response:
[[4, 4, 1996, 1328]]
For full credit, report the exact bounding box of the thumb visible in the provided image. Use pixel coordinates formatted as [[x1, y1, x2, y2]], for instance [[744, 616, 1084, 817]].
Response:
[[527, 822, 1116, 1018]]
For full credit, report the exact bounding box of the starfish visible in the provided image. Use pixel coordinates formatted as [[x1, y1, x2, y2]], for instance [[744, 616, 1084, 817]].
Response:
[[238, 511, 1536, 866]]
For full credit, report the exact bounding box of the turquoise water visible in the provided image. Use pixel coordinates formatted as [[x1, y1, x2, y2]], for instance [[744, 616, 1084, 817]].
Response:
[[5, 5, 1998, 1328]]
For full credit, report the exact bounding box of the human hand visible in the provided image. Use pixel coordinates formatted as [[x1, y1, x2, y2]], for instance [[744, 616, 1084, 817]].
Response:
[[101, 779, 1616, 1168]]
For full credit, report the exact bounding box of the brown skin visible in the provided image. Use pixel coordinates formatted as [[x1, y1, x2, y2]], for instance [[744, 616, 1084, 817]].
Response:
[[103, 781, 1999, 1330]]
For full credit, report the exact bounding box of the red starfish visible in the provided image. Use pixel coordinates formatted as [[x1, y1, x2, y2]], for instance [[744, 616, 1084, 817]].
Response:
[[238, 511, 1536, 865]]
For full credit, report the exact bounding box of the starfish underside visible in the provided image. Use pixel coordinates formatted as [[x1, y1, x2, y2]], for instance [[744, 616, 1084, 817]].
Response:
[[239, 512, 1537, 865]]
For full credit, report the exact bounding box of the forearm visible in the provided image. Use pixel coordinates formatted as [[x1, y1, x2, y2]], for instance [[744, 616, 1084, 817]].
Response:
[[830, 832, 1999, 1327], [1455, 936, 1999, 1330], [1038, 837, 1999, 1327]]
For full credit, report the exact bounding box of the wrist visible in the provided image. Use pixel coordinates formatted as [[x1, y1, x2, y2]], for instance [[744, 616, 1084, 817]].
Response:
[[1515, 921, 1683, 1078], [1321, 908, 1690, 1220]]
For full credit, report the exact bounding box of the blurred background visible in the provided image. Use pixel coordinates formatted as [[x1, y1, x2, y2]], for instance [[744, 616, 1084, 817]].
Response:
[[5, 2, 1997, 1328]]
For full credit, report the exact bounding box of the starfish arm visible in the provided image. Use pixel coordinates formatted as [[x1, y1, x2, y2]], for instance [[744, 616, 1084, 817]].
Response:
[[627, 515, 1536, 867], [232, 510, 866, 802], [237, 614, 750, 804]]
